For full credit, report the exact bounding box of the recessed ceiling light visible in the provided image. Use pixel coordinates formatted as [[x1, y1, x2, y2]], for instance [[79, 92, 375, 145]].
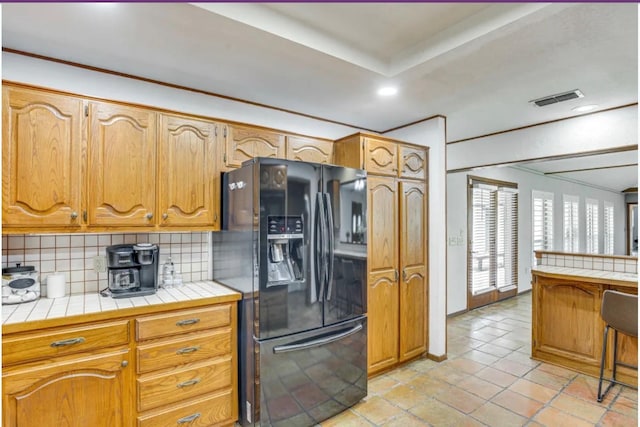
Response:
[[377, 86, 398, 97], [572, 104, 599, 113]]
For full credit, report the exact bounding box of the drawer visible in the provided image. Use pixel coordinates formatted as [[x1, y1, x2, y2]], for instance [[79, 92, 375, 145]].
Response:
[[137, 389, 234, 427], [137, 328, 232, 374], [136, 305, 232, 341], [2, 320, 130, 366], [137, 357, 232, 412]]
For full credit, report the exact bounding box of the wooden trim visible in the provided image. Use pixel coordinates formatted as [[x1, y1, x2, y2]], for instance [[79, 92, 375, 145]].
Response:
[[381, 114, 447, 134], [545, 163, 637, 175], [623, 187, 638, 193], [447, 144, 638, 174], [467, 175, 519, 189], [447, 103, 638, 145], [627, 202, 638, 256], [427, 353, 447, 363], [534, 250, 638, 261], [447, 308, 468, 318], [3, 48, 377, 134]]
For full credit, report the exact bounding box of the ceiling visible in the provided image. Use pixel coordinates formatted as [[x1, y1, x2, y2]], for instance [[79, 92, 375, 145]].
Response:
[[2, 3, 638, 192]]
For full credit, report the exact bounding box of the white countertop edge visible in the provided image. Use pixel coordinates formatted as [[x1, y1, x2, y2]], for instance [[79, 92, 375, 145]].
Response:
[[532, 265, 638, 283]]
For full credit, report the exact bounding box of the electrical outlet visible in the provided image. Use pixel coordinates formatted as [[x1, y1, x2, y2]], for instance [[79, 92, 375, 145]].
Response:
[[93, 255, 107, 273]]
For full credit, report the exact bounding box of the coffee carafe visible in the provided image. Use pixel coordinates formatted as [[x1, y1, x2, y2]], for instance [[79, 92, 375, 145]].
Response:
[[105, 243, 159, 298]]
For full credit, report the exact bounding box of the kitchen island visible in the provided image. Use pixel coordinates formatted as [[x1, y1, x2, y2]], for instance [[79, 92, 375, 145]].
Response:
[[531, 252, 638, 385], [2, 281, 241, 427]]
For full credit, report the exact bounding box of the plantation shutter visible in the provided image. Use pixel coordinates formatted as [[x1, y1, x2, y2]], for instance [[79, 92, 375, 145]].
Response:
[[532, 191, 554, 253], [497, 187, 518, 292], [586, 199, 599, 254], [604, 202, 614, 255], [563, 195, 579, 252], [470, 183, 496, 295]]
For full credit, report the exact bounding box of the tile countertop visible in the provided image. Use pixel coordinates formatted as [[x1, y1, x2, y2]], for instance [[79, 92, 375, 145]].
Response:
[[531, 265, 638, 288], [2, 281, 241, 329]]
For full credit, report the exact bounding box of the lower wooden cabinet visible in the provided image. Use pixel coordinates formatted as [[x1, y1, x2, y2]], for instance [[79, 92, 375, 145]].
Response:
[[2, 302, 238, 427]]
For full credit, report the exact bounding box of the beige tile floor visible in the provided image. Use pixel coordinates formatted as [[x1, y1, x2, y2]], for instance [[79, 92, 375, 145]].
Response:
[[321, 292, 638, 426]]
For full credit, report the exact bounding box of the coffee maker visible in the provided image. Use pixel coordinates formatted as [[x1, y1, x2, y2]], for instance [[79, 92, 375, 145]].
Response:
[[105, 243, 159, 298]]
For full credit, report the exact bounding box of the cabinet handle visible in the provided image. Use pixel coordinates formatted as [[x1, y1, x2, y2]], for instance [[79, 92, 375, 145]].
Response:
[[176, 378, 201, 388], [176, 346, 201, 355], [394, 269, 399, 283], [50, 337, 85, 348], [121, 360, 128, 368], [162, 213, 168, 220], [177, 413, 201, 424], [214, 213, 218, 222], [403, 269, 407, 283], [146, 212, 153, 220], [70, 211, 78, 220], [176, 318, 200, 327]]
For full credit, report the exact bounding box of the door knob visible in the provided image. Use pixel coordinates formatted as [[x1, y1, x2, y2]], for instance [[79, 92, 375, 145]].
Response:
[[70, 211, 78, 220], [162, 213, 168, 220], [146, 213, 153, 220]]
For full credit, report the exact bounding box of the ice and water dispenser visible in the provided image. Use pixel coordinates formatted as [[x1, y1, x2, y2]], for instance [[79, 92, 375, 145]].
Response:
[[266, 215, 304, 285]]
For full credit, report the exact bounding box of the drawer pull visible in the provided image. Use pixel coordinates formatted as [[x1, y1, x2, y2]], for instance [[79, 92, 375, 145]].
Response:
[[50, 337, 85, 348], [176, 346, 201, 355], [176, 378, 201, 388], [177, 413, 201, 424], [176, 318, 200, 327]]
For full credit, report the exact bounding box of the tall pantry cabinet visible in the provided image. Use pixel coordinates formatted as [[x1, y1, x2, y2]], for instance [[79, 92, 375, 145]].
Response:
[[334, 133, 429, 376]]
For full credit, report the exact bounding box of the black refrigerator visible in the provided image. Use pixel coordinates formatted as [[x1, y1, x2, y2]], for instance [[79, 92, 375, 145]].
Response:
[[212, 157, 368, 426]]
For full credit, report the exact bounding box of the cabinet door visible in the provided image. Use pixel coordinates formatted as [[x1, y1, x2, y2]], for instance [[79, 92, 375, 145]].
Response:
[[364, 137, 397, 176], [399, 181, 428, 361], [399, 145, 427, 180], [158, 114, 218, 228], [367, 176, 399, 374], [225, 125, 284, 169], [2, 349, 131, 427], [286, 135, 333, 164], [2, 87, 83, 228], [88, 102, 156, 227]]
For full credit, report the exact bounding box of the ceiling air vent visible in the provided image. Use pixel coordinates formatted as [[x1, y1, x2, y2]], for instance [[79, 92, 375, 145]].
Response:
[[530, 89, 584, 107]]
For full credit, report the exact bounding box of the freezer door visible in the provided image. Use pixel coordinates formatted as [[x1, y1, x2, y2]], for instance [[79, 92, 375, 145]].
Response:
[[255, 317, 367, 426], [257, 159, 325, 339], [323, 165, 368, 326]]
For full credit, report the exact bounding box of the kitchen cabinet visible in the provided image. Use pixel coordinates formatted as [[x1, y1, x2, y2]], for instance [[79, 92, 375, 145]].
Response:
[[285, 135, 333, 164], [532, 273, 638, 385], [2, 320, 132, 426], [158, 114, 220, 228], [2, 86, 84, 230], [135, 304, 237, 427], [335, 133, 429, 376], [223, 124, 285, 170], [88, 100, 157, 227]]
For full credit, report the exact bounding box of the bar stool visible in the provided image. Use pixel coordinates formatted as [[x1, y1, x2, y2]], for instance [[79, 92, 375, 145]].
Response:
[[597, 290, 638, 402]]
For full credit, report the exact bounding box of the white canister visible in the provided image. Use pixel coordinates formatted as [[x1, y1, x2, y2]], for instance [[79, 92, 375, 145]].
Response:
[[47, 273, 66, 298]]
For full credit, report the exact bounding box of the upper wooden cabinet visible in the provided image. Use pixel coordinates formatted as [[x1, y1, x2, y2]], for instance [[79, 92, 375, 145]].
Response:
[[158, 114, 219, 228], [286, 135, 333, 164], [224, 124, 285, 169], [2, 87, 84, 229], [88, 101, 157, 227], [399, 145, 428, 180], [364, 137, 398, 176]]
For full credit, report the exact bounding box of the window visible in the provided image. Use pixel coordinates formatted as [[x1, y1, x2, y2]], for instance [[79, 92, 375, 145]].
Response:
[[468, 176, 518, 310], [604, 202, 614, 255], [563, 195, 579, 252], [585, 199, 599, 254], [532, 191, 554, 255]]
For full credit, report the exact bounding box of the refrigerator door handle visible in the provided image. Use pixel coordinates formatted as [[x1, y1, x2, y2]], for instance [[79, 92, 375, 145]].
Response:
[[272, 323, 363, 354], [315, 192, 326, 302], [323, 193, 335, 301]]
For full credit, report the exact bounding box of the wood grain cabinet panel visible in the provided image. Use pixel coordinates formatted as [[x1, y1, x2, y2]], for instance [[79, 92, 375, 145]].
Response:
[[286, 135, 333, 164], [137, 389, 234, 427], [2, 348, 131, 427], [399, 145, 428, 180], [88, 101, 157, 227], [399, 181, 427, 361], [224, 125, 285, 169], [364, 137, 398, 176], [158, 114, 219, 228], [2, 87, 83, 229]]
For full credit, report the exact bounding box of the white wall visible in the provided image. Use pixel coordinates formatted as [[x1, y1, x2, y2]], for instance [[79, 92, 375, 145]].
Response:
[[446, 166, 626, 314], [384, 118, 448, 359]]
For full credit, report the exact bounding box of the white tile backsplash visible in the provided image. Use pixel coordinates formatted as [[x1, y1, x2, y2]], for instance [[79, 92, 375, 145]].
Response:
[[536, 252, 637, 274], [2, 233, 210, 295]]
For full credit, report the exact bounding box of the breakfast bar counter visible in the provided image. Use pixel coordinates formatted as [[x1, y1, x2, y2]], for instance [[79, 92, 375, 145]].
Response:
[[531, 252, 638, 385]]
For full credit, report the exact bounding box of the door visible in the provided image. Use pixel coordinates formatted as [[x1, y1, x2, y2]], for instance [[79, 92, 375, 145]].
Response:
[[2, 87, 83, 228], [88, 101, 156, 226], [468, 177, 518, 309], [257, 159, 323, 339], [224, 125, 285, 169], [286, 135, 333, 164], [322, 165, 368, 326], [367, 175, 399, 374], [399, 180, 427, 361], [257, 317, 367, 426], [158, 114, 218, 228]]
